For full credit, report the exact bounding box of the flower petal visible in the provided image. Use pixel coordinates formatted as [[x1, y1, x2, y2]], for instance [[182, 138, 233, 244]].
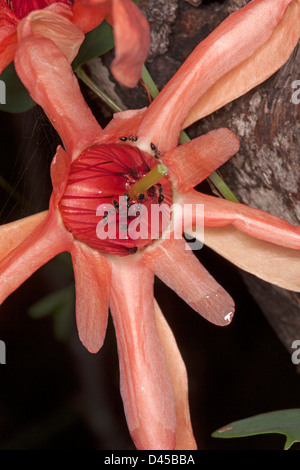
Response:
[[137, 0, 297, 152], [50, 145, 71, 206], [154, 299, 197, 450], [18, 6, 84, 63], [110, 0, 150, 88], [79, 0, 109, 5], [181, 190, 300, 250], [0, 211, 48, 261], [0, 210, 73, 305], [0, 32, 18, 73], [96, 108, 146, 144], [144, 237, 235, 326], [0, 0, 19, 72], [14, 34, 102, 157], [184, 0, 300, 128], [0, 0, 19, 28], [71, 241, 110, 353], [109, 257, 176, 450], [72, 0, 109, 33], [162, 128, 240, 193], [187, 225, 300, 292]]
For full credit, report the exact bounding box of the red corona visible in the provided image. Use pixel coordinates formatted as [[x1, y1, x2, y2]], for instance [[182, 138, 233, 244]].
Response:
[[59, 143, 173, 255]]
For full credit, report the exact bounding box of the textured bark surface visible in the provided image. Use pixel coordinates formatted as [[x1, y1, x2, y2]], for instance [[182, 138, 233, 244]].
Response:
[[101, 0, 300, 353]]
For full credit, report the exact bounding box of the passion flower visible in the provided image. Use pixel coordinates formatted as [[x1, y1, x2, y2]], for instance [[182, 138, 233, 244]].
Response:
[[0, 0, 299, 451]]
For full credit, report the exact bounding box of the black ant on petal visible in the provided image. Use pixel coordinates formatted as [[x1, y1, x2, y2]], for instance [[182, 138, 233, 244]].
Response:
[[119, 135, 138, 143], [150, 142, 161, 159]]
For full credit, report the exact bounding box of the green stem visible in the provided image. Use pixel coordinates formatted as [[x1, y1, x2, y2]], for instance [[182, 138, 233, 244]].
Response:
[[75, 66, 124, 113], [207, 172, 239, 203], [141, 65, 160, 99]]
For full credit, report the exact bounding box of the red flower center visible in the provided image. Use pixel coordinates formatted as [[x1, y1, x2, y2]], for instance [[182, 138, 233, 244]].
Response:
[[7, 0, 73, 19], [59, 143, 173, 256]]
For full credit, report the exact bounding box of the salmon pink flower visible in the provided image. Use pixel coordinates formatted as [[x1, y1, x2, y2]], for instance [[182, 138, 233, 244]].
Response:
[[1, 0, 300, 450], [0, 0, 149, 86]]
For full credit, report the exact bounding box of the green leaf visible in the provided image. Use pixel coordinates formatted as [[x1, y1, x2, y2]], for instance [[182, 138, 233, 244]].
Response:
[[212, 409, 300, 449], [28, 284, 74, 341], [0, 62, 36, 114], [72, 20, 114, 70]]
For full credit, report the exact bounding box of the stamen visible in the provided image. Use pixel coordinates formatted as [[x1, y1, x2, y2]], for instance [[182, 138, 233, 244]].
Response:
[[128, 164, 168, 200]]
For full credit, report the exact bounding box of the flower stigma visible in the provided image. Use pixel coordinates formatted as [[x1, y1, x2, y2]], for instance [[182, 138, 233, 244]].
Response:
[[59, 143, 173, 256]]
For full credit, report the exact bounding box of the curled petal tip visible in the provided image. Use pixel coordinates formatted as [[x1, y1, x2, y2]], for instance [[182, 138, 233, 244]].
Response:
[[111, 0, 150, 88], [17, 7, 84, 63]]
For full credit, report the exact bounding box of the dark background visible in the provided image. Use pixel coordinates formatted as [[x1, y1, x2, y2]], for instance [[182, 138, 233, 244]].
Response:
[[0, 0, 299, 451]]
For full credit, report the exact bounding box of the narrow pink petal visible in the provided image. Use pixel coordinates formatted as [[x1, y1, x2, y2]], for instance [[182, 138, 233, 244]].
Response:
[[186, 226, 300, 292], [110, 0, 150, 87], [109, 257, 176, 450], [0, 32, 17, 73], [72, 0, 109, 33], [71, 241, 110, 353], [15, 34, 102, 157], [46, 3, 74, 19], [0, 33, 17, 73], [154, 300, 197, 450], [181, 190, 300, 250], [162, 128, 240, 193], [184, 0, 300, 128], [144, 237, 235, 326], [0, 211, 48, 261], [50, 145, 71, 206], [18, 6, 84, 63], [137, 0, 296, 153], [0, 210, 73, 305], [96, 108, 146, 144], [0, 1, 19, 72]]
